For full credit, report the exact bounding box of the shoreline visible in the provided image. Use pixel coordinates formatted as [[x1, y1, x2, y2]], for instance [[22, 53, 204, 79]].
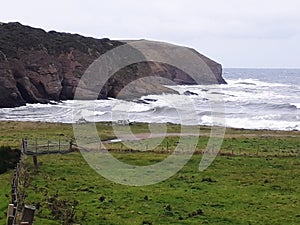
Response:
[[1, 120, 299, 133]]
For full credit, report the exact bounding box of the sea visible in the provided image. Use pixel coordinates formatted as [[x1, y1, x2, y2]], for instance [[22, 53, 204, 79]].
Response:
[[0, 68, 299, 131]]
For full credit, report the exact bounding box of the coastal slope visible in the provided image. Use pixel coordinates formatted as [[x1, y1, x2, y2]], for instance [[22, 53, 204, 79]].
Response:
[[0, 22, 226, 108]]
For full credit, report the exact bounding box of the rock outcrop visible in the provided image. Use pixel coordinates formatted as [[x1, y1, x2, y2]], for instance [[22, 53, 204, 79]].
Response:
[[0, 22, 226, 108]]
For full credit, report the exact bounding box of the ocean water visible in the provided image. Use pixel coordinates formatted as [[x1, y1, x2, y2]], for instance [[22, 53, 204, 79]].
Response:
[[221, 68, 300, 130], [0, 68, 299, 131]]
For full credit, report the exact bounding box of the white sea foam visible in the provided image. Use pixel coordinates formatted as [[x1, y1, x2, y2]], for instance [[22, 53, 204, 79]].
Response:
[[0, 69, 299, 131], [291, 103, 300, 109], [226, 78, 291, 87]]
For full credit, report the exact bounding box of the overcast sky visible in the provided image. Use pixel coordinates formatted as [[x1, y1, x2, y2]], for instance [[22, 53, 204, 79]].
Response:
[[2, 0, 300, 68]]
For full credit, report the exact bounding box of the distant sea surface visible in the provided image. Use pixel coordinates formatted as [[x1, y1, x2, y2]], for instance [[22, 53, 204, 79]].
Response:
[[0, 68, 299, 131]]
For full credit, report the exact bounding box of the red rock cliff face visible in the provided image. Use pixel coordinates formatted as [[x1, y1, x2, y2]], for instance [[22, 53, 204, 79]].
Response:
[[0, 22, 226, 108]]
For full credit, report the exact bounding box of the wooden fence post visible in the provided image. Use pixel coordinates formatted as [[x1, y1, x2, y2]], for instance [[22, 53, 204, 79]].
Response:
[[33, 155, 38, 170], [22, 139, 28, 154], [69, 140, 73, 151], [6, 204, 14, 225], [35, 138, 38, 155], [7, 204, 14, 216], [59, 139, 61, 152], [21, 138, 24, 153], [6, 216, 14, 225], [21, 205, 36, 225]]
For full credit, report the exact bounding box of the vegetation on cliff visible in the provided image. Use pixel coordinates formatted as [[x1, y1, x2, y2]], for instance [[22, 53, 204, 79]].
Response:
[[0, 22, 225, 108]]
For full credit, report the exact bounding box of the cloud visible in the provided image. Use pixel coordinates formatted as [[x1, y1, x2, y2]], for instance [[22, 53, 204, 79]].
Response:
[[1, 0, 300, 67]]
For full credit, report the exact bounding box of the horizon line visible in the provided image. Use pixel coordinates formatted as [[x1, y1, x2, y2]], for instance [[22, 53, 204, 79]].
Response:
[[223, 67, 300, 70]]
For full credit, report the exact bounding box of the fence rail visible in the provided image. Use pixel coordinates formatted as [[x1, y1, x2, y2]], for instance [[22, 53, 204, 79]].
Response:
[[22, 138, 73, 155]]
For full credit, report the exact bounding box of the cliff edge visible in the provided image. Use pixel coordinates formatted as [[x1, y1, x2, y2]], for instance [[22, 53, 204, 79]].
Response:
[[0, 22, 226, 108]]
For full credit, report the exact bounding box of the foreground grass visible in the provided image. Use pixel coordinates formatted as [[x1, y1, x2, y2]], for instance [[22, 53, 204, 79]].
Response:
[[19, 153, 300, 225], [0, 121, 299, 224], [0, 172, 12, 223]]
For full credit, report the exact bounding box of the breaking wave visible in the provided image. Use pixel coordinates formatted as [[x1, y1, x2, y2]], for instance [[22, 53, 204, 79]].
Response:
[[0, 68, 299, 131]]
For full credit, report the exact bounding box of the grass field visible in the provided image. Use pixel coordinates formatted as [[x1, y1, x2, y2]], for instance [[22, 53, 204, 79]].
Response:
[[12, 153, 300, 225], [0, 121, 299, 224]]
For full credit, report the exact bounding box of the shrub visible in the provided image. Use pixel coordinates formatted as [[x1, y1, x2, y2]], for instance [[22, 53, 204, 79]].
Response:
[[0, 146, 21, 174]]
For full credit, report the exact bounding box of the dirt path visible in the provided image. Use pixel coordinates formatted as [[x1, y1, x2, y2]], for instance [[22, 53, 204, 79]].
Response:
[[107, 131, 300, 142]]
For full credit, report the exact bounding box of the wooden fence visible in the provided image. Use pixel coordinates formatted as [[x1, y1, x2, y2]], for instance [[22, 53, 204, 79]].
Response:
[[6, 138, 74, 225], [6, 156, 35, 225], [22, 138, 73, 155], [6, 160, 20, 225]]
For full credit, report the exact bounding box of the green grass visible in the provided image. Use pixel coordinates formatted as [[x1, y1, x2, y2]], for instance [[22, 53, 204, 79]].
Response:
[[0, 122, 75, 148], [0, 171, 13, 223], [19, 153, 300, 225], [0, 121, 299, 224], [0, 121, 188, 148], [107, 135, 300, 157]]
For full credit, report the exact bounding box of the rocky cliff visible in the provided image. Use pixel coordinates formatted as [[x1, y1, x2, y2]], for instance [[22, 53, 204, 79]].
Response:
[[0, 22, 226, 108]]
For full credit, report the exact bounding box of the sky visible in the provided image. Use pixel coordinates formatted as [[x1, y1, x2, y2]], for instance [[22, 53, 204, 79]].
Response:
[[1, 0, 300, 68]]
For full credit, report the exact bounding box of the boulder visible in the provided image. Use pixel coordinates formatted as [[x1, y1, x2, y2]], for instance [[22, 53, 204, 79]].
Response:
[[183, 90, 199, 96]]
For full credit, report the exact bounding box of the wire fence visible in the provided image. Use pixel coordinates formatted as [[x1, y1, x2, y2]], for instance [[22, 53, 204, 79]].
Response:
[[22, 138, 73, 155]]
